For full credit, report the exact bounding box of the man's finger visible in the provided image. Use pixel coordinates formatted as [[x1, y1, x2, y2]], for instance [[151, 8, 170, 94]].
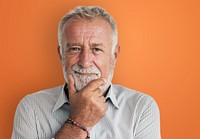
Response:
[[68, 74, 76, 96], [84, 78, 106, 92], [95, 88, 103, 97]]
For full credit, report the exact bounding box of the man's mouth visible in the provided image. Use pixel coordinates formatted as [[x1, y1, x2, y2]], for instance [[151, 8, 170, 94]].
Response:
[[74, 71, 98, 76]]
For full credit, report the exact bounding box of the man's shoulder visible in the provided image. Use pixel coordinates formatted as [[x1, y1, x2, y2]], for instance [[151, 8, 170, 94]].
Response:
[[28, 85, 63, 98], [19, 85, 63, 106], [112, 84, 156, 106], [112, 84, 146, 97]]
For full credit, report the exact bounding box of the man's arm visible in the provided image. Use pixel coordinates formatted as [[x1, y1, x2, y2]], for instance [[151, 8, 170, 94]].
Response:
[[55, 75, 108, 139], [134, 96, 161, 139]]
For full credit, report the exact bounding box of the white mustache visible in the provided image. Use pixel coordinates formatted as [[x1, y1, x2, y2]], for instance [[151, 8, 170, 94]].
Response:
[[72, 64, 101, 76]]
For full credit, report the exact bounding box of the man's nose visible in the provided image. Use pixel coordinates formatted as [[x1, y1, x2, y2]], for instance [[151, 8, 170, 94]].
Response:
[[78, 49, 93, 68]]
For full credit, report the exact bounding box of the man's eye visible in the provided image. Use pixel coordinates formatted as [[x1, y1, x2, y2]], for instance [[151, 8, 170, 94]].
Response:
[[69, 47, 81, 51], [92, 48, 102, 52]]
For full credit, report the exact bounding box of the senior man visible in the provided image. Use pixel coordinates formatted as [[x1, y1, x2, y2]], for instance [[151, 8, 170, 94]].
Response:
[[12, 6, 161, 139]]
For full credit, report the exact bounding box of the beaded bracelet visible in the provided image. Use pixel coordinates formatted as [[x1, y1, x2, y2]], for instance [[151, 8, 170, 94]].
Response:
[[65, 118, 90, 139]]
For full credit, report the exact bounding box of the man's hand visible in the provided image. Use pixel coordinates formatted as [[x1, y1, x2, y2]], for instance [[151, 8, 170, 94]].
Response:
[[55, 75, 108, 139], [68, 74, 108, 130]]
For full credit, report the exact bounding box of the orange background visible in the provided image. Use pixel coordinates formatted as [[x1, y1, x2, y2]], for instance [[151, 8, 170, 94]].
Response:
[[0, 0, 200, 138]]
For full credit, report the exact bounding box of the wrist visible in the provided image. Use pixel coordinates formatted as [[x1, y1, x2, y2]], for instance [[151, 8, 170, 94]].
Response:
[[68, 116, 92, 130], [55, 122, 87, 139], [66, 118, 90, 139]]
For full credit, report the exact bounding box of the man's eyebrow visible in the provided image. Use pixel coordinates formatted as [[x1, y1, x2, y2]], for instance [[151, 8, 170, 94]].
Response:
[[90, 43, 103, 47], [66, 42, 82, 47]]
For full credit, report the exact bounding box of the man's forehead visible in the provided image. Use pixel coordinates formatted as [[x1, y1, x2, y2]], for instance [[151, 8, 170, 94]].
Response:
[[63, 18, 113, 33], [62, 18, 113, 47], [66, 28, 105, 37], [64, 26, 112, 43]]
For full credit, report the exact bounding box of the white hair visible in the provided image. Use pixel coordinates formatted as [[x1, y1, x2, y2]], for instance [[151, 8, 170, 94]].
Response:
[[58, 6, 118, 56]]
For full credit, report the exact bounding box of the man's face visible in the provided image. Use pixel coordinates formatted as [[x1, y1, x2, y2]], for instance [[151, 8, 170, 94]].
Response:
[[59, 18, 119, 92]]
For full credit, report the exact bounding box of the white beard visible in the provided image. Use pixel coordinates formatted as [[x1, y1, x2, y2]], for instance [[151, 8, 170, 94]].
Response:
[[63, 63, 114, 93], [72, 64, 101, 91]]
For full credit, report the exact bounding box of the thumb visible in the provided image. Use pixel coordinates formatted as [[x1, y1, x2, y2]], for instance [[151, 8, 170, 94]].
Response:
[[68, 74, 76, 97]]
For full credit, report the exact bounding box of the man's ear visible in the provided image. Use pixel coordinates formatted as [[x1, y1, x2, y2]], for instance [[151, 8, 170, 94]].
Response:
[[114, 44, 120, 60], [57, 45, 62, 61]]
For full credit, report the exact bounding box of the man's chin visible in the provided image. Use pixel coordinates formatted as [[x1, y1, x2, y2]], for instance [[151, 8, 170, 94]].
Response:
[[73, 76, 99, 92]]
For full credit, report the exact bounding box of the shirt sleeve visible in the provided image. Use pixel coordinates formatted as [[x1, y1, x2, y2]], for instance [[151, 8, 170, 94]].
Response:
[[134, 96, 161, 139], [12, 96, 38, 139]]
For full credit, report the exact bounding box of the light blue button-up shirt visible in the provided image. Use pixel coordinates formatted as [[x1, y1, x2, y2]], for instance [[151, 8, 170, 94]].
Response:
[[12, 84, 161, 139]]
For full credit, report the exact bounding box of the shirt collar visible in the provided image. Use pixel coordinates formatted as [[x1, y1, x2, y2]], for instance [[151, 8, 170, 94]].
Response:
[[52, 84, 69, 112], [53, 83, 119, 112], [105, 84, 119, 109]]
